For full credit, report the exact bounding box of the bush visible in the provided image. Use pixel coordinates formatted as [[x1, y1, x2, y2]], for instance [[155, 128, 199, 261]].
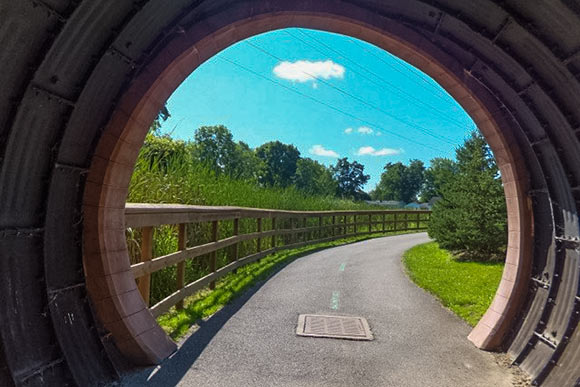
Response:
[[427, 132, 507, 260]]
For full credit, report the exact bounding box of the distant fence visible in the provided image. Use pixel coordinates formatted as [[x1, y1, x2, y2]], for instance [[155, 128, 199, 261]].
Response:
[[125, 204, 431, 317]]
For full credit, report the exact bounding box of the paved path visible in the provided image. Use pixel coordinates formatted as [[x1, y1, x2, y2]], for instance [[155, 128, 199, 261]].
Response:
[[121, 233, 513, 387]]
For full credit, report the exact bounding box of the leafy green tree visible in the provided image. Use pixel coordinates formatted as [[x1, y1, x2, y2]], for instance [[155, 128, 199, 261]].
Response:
[[295, 158, 337, 196], [428, 131, 507, 260], [375, 162, 404, 201], [404, 160, 425, 202], [332, 158, 370, 199], [420, 158, 457, 202], [374, 160, 425, 202], [192, 125, 236, 175], [256, 141, 300, 187], [229, 141, 264, 183]]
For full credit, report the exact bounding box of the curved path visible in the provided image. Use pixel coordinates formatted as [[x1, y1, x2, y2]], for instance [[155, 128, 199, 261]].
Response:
[[121, 233, 513, 386]]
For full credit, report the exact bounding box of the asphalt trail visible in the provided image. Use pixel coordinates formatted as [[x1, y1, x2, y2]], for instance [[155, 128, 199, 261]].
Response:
[[120, 233, 512, 387]]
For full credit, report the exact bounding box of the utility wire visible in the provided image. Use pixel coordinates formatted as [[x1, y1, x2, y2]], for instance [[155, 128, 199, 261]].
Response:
[[217, 55, 450, 154], [244, 39, 457, 146], [346, 36, 455, 104], [292, 29, 469, 131]]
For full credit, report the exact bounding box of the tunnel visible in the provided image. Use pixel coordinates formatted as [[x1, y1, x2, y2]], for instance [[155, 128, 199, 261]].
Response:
[[0, 1, 579, 385]]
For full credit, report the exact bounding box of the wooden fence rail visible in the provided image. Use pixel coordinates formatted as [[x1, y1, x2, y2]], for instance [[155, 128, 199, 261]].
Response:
[[125, 203, 431, 318]]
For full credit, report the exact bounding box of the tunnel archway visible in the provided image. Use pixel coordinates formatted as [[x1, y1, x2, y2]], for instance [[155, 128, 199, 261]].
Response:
[[0, 1, 579, 386]]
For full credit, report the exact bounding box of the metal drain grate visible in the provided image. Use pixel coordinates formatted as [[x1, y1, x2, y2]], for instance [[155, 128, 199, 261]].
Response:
[[296, 314, 373, 340]]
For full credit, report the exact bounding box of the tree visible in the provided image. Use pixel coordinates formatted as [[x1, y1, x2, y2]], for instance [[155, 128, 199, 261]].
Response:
[[295, 158, 338, 196], [375, 162, 405, 201], [192, 125, 237, 175], [373, 160, 425, 202], [428, 131, 507, 260], [332, 158, 370, 199], [150, 105, 171, 133], [228, 141, 264, 183], [404, 160, 425, 202], [256, 141, 300, 187], [420, 158, 457, 202]]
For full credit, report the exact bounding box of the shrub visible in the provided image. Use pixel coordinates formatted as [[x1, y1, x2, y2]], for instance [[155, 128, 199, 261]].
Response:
[[427, 132, 507, 260]]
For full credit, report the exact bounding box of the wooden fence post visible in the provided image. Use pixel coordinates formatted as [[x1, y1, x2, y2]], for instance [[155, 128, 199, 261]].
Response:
[[232, 218, 239, 273], [343, 215, 347, 236], [303, 217, 307, 242], [137, 226, 153, 307], [210, 220, 218, 290], [176, 224, 187, 310], [368, 214, 372, 234], [354, 215, 357, 235], [382, 213, 386, 232], [256, 217, 262, 253], [271, 217, 277, 248], [318, 216, 323, 239], [332, 215, 336, 237]]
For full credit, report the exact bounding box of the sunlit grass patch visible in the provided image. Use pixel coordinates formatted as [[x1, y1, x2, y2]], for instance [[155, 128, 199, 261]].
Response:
[[402, 242, 504, 326]]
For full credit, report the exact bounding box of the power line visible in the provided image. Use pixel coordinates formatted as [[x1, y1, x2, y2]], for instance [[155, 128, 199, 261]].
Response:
[[244, 39, 457, 146], [346, 36, 456, 104], [349, 36, 453, 100], [217, 55, 451, 155], [292, 29, 470, 131]]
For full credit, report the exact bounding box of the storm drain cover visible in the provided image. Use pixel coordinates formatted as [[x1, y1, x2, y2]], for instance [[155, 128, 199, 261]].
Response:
[[296, 314, 373, 341]]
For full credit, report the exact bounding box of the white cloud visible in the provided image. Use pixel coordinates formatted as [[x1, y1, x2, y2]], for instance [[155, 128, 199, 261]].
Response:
[[273, 60, 345, 83], [357, 126, 374, 134], [309, 145, 339, 157], [344, 126, 379, 135], [373, 147, 403, 156], [356, 146, 403, 156]]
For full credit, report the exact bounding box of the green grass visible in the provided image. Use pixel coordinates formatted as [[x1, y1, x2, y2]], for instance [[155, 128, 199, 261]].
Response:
[[402, 242, 504, 326], [157, 231, 420, 340]]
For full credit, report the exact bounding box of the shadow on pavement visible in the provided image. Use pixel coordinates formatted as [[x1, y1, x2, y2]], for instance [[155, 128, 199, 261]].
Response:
[[118, 252, 303, 387], [118, 236, 406, 386]]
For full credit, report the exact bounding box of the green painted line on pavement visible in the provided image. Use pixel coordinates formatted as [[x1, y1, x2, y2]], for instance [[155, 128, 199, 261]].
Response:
[[331, 291, 340, 310], [339, 263, 346, 272]]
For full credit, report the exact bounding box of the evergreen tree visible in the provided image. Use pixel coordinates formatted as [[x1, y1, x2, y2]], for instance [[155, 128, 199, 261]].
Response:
[[428, 131, 507, 260]]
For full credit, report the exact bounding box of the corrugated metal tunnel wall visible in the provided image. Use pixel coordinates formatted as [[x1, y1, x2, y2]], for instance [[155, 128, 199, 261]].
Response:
[[0, 1, 578, 386]]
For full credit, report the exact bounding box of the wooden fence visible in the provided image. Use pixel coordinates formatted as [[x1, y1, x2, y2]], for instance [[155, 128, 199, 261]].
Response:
[[125, 203, 431, 318]]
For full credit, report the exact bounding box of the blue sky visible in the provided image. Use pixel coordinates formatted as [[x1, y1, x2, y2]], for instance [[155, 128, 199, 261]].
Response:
[[159, 28, 476, 190]]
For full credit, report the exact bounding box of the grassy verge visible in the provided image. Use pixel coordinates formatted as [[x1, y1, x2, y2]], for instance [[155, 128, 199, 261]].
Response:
[[157, 230, 422, 340], [402, 242, 504, 326]]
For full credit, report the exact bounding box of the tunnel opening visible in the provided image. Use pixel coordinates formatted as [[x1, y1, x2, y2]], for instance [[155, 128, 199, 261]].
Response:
[[85, 9, 532, 377], [124, 26, 504, 323], [1, 2, 579, 386]]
